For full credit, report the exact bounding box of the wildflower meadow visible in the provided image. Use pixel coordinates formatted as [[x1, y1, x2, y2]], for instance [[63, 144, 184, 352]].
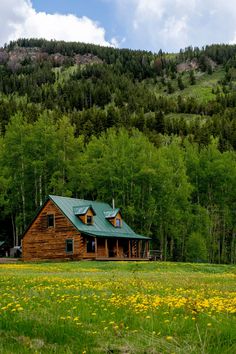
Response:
[[0, 261, 235, 353]]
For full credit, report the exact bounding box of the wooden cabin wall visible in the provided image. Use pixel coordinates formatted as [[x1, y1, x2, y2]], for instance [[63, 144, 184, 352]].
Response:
[[81, 236, 97, 259], [97, 239, 107, 257], [82, 238, 110, 258], [22, 200, 83, 261], [79, 214, 86, 224]]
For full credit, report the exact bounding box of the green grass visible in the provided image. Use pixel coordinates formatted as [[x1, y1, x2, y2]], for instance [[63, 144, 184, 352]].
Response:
[[0, 261, 235, 353], [173, 69, 224, 103], [53, 65, 78, 85], [152, 68, 225, 104], [165, 113, 208, 127]]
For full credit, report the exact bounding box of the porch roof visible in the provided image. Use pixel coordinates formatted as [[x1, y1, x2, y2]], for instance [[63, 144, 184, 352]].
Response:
[[82, 230, 148, 240]]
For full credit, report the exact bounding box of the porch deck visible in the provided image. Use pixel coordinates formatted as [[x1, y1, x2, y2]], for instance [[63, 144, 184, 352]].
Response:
[[95, 257, 150, 261]]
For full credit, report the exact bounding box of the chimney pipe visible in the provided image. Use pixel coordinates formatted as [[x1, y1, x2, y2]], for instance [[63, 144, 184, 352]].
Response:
[[112, 198, 115, 210]]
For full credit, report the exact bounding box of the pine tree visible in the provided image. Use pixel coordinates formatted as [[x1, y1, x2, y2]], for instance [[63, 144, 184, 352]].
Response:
[[177, 76, 185, 90], [189, 70, 196, 85]]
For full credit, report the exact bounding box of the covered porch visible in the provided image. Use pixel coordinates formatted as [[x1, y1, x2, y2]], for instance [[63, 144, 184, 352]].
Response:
[[83, 235, 150, 260]]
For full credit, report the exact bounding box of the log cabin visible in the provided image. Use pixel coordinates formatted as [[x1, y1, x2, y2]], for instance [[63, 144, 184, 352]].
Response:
[[22, 195, 151, 261]]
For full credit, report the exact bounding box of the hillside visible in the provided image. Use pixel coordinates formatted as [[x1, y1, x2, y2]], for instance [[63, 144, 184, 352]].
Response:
[[0, 39, 236, 263], [0, 40, 236, 147]]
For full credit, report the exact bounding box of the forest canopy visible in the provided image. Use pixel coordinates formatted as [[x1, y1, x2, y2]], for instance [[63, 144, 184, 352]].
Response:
[[0, 39, 236, 263]]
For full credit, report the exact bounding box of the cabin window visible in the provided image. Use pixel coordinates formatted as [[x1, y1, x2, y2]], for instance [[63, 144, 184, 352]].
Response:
[[115, 218, 121, 227], [66, 239, 73, 253], [86, 215, 93, 224], [47, 214, 54, 228], [87, 238, 95, 253]]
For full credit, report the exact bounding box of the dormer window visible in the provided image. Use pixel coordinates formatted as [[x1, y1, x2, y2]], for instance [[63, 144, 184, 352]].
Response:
[[73, 205, 96, 225], [115, 218, 121, 228], [104, 208, 122, 228]]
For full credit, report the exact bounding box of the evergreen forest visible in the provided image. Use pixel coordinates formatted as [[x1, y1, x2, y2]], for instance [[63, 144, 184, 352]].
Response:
[[0, 39, 236, 263]]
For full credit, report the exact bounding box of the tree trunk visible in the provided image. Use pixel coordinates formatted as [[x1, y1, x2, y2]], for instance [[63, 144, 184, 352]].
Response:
[[231, 231, 236, 264], [11, 214, 16, 247], [170, 236, 174, 260], [39, 174, 42, 206], [21, 159, 26, 229], [34, 167, 38, 208]]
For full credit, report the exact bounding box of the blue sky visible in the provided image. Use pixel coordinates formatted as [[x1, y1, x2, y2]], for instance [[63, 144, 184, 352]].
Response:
[[1, 0, 236, 53], [31, 0, 126, 47], [31, 0, 115, 32]]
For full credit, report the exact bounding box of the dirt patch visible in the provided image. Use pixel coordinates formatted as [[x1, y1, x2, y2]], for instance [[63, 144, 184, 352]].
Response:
[[0, 258, 19, 264], [177, 59, 199, 73]]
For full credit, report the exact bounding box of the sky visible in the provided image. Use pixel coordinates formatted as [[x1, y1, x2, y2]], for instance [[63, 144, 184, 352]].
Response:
[[1, 0, 236, 53]]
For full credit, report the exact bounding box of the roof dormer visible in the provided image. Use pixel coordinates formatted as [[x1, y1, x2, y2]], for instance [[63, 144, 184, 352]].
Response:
[[73, 205, 96, 225], [104, 208, 122, 228]]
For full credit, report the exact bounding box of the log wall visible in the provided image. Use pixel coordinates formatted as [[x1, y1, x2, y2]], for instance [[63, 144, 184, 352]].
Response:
[[97, 239, 107, 257], [22, 200, 83, 261]]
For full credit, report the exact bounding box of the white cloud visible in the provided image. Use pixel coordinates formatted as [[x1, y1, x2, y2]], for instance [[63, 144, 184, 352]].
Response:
[[229, 34, 236, 45], [2, 0, 236, 53], [115, 0, 236, 52], [0, 0, 113, 47]]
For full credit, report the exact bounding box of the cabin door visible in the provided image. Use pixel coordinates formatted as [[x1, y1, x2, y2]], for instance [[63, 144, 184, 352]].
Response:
[[122, 240, 129, 258], [107, 239, 116, 257]]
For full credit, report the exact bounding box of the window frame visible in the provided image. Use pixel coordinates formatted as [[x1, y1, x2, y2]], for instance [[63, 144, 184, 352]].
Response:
[[115, 218, 121, 228], [47, 214, 55, 228], [65, 239, 74, 254], [86, 215, 93, 225], [86, 238, 95, 253]]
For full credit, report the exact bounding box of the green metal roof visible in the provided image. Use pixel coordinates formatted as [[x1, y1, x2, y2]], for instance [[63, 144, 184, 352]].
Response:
[[49, 195, 150, 240], [104, 208, 120, 219], [0, 241, 5, 247]]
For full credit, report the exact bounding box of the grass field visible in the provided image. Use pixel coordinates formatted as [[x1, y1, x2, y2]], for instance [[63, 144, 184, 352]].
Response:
[[0, 261, 235, 353], [152, 68, 225, 104], [165, 113, 208, 128], [173, 69, 225, 104]]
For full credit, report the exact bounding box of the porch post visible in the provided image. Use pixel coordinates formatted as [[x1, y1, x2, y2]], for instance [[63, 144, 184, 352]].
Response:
[[143, 241, 146, 258], [95, 238, 98, 257], [116, 239, 119, 258], [105, 239, 108, 257], [138, 240, 141, 258], [128, 240, 131, 258]]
